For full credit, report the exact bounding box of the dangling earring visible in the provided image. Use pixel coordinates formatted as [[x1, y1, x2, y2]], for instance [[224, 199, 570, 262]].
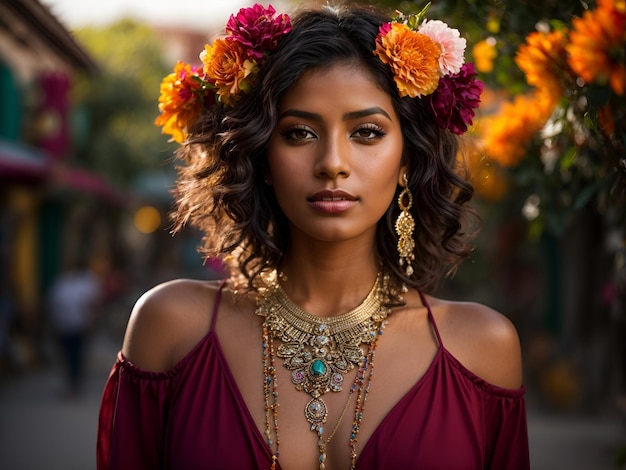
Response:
[[395, 174, 415, 276]]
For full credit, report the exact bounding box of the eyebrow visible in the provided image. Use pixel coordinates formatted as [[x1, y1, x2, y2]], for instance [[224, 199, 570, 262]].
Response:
[[278, 106, 392, 122]]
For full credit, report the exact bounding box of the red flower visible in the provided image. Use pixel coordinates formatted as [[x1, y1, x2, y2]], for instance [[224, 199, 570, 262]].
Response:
[[425, 63, 484, 134], [225, 4, 292, 62]]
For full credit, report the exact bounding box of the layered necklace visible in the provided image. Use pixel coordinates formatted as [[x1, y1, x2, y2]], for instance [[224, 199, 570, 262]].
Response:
[[256, 272, 398, 470]]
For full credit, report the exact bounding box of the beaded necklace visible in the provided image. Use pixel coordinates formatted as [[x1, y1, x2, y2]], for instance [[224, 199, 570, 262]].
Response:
[[257, 273, 396, 469]]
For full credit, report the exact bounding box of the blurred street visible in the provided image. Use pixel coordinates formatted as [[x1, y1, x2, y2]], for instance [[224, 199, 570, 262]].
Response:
[[0, 327, 623, 470], [1, 1, 625, 469]]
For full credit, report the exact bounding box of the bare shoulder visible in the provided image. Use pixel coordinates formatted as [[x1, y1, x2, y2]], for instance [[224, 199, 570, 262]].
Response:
[[122, 278, 225, 372], [426, 295, 523, 389]]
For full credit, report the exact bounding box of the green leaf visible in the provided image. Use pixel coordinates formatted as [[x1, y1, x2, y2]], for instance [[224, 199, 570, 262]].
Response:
[[559, 147, 577, 172], [414, 2, 431, 25]]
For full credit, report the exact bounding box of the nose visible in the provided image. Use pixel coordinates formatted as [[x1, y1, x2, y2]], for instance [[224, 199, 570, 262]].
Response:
[[314, 131, 351, 179]]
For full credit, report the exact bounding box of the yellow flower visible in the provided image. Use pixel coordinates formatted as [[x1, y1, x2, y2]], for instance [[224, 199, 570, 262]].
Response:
[[472, 39, 497, 73], [566, 0, 626, 95], [481, 90, 557, 167], [201, 38, 258, 106], [516, 29, 570, 97], [374, 23, 441, 98], [155, 61, 205, 143]]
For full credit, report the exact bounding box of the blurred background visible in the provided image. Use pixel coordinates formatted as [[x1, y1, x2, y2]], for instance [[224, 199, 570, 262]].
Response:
[[0, 0, 624, 468]]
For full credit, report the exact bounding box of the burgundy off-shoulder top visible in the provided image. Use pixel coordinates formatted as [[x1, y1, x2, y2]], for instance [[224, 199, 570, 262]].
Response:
[[97, 284, 529, 469]]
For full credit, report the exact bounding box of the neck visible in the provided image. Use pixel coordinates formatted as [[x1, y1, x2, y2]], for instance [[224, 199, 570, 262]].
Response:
[[277, 241, 381, 318]]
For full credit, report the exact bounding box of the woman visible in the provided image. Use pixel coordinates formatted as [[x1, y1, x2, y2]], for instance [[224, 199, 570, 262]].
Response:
[[97, 3, 529, 469]]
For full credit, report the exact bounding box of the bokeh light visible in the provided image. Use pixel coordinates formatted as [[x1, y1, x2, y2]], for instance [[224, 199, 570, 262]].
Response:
[[133, 205, 161, 233]]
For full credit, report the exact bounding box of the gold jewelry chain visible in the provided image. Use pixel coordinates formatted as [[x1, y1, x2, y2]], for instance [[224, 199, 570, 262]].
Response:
[[272, 273, 381, 332], [267, 273, 387, 345], [257, 272, 399, 470], [258, 273, 389, 399]]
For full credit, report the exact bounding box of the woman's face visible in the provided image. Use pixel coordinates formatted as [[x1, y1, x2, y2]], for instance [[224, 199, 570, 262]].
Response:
[[267, 62, 406, 246]]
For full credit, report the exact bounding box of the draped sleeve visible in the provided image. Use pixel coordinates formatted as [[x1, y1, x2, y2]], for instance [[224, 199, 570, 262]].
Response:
[[482, 381, 530, 469], [97, 352, 186, 470]]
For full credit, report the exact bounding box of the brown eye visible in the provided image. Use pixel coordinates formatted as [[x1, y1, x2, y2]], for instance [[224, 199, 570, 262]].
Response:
[[281, 126, 316, 143], [352, 124, 386, 142]]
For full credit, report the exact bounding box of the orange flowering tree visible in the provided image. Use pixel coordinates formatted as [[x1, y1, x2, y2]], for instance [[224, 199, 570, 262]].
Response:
[[375, 0, 625, 233], [456, 0, 625, 410], [463, 0, 626, 415], [474, 0, 625, 236]]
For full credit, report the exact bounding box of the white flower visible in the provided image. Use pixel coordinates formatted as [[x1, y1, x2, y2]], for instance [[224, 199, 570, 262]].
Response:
[[418, 19, 466, 75]]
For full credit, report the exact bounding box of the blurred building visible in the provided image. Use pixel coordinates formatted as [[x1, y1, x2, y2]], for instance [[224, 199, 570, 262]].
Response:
[[0, 0, 121, 369]]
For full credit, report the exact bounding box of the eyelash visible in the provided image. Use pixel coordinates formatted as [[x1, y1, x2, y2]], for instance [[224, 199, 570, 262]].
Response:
[[353, 124, 386, 141], [280, 124, 387, 144], [280, 125, 313, 143]]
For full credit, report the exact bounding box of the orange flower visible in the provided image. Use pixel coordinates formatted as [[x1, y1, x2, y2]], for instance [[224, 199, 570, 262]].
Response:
[[472, 39, 497, 73], [566, 0, 626, 95], [599, 0, 625, 16], [374, 23, 441, 97], [201, 38, 258, 106], [516, 29, 570, 97], [481, 90, 557, 167], [155, 61, 205, 143]]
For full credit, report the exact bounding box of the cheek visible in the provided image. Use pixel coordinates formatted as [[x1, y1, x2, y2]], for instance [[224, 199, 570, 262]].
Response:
[[369, 146, 404, 187], [366, 172, 400, 208], [268, 156, 297, 188], [266, 144, 284, 183], [266, 154, 302, 204]]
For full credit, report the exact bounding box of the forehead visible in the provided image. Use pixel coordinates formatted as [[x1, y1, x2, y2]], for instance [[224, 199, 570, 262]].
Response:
[[279, 62, 394, 113]]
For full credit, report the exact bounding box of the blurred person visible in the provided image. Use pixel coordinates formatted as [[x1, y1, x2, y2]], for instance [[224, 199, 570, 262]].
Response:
[[97, 3, 529, 469], [48, 255, 101, 398]]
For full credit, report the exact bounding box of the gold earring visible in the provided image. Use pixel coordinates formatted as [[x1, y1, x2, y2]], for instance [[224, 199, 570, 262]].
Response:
[[395, 174, 415, 276]]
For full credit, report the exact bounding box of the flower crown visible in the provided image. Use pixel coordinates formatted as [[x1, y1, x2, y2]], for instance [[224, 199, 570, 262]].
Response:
[[155, 4, 291, 143], [155, 3, 483, 143], [374, 4, 484, 134]]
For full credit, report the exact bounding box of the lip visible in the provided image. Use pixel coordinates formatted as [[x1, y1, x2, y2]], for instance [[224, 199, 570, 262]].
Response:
[[308, 189, 358, 214]]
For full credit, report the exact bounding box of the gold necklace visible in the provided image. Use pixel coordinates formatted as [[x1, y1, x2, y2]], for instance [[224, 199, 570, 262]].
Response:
[[257, 272, 394, 469]]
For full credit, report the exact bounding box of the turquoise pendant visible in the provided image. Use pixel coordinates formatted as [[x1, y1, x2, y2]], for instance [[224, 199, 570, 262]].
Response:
[[310, 359, 326, 376]]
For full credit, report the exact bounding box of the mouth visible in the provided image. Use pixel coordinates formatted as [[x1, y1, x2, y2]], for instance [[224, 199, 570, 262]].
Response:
[[308, 189, 357, 202], [308, 190, 358, 214]]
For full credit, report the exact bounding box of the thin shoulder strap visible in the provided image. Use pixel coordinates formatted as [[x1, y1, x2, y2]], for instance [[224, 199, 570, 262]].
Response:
[[209, 279, 228, 333], [418, 290, 443, 348]]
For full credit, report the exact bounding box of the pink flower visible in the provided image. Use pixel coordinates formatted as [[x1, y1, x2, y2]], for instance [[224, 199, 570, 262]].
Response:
[[379, 22, 392, 36], [418, 19, 466, 75], [225, 3, 292, 62], [425, 62, 483, 134]]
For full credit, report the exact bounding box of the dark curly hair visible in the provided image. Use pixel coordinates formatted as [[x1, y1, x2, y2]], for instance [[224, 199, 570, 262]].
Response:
[[171, 2, 476, 294]]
